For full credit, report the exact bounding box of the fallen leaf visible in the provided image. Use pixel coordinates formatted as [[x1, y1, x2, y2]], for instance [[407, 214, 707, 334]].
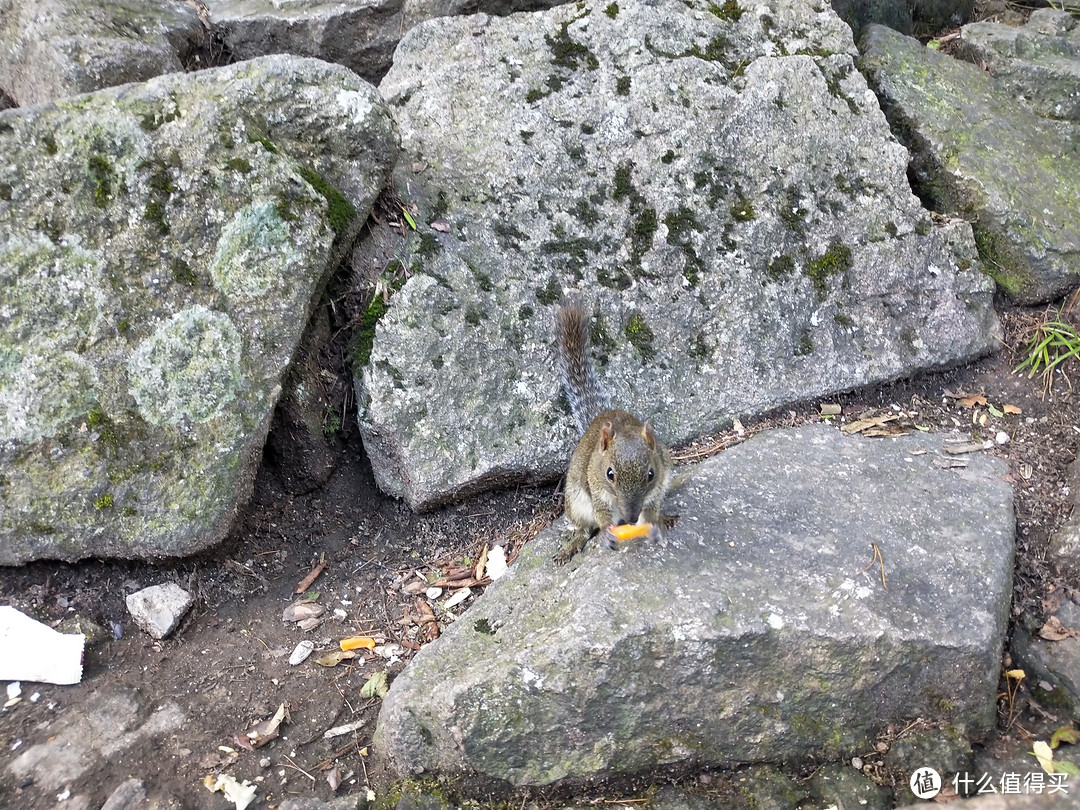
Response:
[[1040, 616, 1078, 641], [430, 218, 451, 233], [360, 671, 389, 699], [819, 403, 842, 416], [401, 206, 417, 230], [423, 620, 440, 643], [1033, 740, 1056, 773], [942, 441, 991, 455], [429, 576, 489, 589], [340, 636, 377, 652], [413, 598, 437, 625], [294, 555, 327, 595], [987, 404, 1004, 418], [327, 767, 341, 791], [862, 424, 908, 438], [402, 579, 429, 596], [959, 394, 988, 408], [1004, 404, 1022, 415], [1051, 726, 1080, 748], [474, 545, 489, 582], [315, 650, 357, 667], [282, 602, 325, 623], [237, 703, 287, 750], [841, 414, 898, 435], [1056, 759, 1080, 776]]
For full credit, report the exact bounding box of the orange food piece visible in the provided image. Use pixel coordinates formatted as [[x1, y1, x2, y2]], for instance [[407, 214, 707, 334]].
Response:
[[609, 523, 652, 542], [339, 636, 377, 651]]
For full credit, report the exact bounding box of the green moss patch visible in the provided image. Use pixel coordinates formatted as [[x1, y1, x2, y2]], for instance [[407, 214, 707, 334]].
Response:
[[297, 165, 356, 236]]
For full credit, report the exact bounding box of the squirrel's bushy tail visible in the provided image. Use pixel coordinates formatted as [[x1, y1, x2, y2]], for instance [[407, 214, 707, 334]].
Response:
[[556, 302, 610, 435]]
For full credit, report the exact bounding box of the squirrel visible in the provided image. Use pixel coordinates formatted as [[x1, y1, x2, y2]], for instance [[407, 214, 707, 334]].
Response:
[[553, 301, 673, 565]]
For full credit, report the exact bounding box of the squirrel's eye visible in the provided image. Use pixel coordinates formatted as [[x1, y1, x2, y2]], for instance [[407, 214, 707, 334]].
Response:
[[606, 467, 615, 482], [648, 468, 655, 481]]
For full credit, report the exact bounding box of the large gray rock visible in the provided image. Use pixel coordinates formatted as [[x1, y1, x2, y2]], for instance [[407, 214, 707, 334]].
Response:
[[0, 55, 398, 565], [206, 0, 569, 84], [1047, 457, 1080, 577], [829, 0, 973, 41], [374, 424, 1015, 786], [958, 10, 1080, 123], [858, 24, 1080, 305], [0, 0, 209, 106], [357, 0, 1000, 511]]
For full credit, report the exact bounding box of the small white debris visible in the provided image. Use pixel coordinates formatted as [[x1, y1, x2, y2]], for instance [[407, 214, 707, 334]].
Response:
[[443, 588, 471, 609], [6, 682, 20, 700], [204, 774, 257, 810], [485, 546, 509, 580], [324, 720, 365, 739], [0, 606, 85, 684], [996, 431, 1010, 445], [288, 640, 315, 666], [425, 587, 444, 600], [851, 756, 864, 769]]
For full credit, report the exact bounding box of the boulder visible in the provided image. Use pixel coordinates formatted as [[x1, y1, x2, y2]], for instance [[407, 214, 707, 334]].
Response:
[[374, 424, 1015, 786], [0, 0, 209, 106], [957, 9, 1080, 124], [858, 24, 1080, 304], [205, 0, 570, 84], [1011, 597, 1080, 723], [829, 0, 973, 41], [357, 0, 1000, 511], [0, 55, 398, 564], [1043, 457, 1080, 578]]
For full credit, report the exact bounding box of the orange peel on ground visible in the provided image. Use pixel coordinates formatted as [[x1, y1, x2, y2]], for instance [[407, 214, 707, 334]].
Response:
[[609, 523, 652, 542], [340, 636, 377, 651]]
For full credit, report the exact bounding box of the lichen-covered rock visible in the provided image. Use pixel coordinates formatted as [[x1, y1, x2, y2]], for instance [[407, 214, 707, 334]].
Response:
[[205, 0, 569, 84], [858, 24, 1080, 304], [0, 0, 209, 106], [357, 0, 999, 510], [374, 425, 1014, 785], [0, 55, 398, 565], [957, 9, 1080, 123]]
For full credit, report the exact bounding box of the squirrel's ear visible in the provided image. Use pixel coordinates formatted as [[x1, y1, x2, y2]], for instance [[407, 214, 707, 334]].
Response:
[[641, 421, 656, 450], [599, 420, 615, 451]]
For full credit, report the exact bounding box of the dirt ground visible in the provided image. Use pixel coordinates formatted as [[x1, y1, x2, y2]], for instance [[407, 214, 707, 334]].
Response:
[[1, 257, 1077, 809]]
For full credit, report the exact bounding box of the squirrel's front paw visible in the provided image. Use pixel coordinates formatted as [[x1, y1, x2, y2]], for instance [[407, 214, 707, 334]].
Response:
[[600, 526, 619, 551]]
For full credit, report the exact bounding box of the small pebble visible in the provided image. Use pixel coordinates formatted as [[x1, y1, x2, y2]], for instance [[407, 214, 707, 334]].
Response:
[[426, 587, 443, 600], [996, 431, 1009, 445], [851, 756, 863, 770]]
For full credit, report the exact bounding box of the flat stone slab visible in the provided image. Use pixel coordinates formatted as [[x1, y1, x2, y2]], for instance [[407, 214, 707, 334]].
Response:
[[375, 424, 1015, 786], [359, 0, 1000, 511]]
